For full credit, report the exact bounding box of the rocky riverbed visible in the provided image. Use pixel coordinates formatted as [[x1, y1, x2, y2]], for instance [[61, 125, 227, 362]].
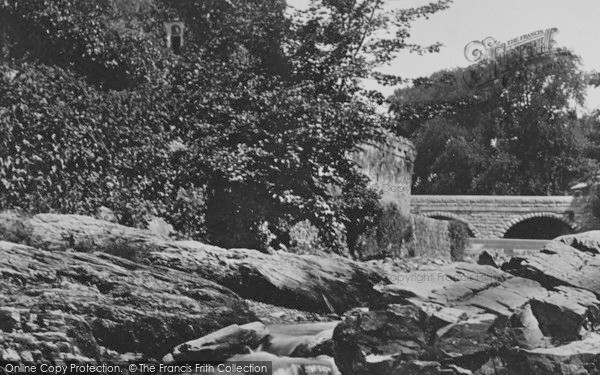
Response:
[[1, 211, 600, 374]]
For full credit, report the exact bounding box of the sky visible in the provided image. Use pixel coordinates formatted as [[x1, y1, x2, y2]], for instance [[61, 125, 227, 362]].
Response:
[[287, 0, 600, 111]]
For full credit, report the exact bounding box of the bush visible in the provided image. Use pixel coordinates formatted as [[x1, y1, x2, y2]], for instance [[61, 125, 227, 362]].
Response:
[[375, 203, 413, 258], [288, 220, 324, 255], [448, 220, 470, 261], [0, 63, 208, 239], [354, 202, 412, 260]]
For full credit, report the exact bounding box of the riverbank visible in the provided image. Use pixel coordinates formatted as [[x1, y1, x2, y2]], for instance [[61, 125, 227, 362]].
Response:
[[2, 211, 600, 374]]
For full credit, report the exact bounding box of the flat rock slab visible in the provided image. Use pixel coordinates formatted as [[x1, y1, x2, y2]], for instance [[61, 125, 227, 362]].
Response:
[[0, 241, 256, 361], [379, 263, 547, 318], [556, 231, 600, 255], [357, 255, 600, 374], [503, 240, 600, 295], [0, 212, 389, 314]]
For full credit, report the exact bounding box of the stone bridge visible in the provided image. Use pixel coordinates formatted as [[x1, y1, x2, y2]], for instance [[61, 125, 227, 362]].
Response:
[[410, 195, 597, 239]]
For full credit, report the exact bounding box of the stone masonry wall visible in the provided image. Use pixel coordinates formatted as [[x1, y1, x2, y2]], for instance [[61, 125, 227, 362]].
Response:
[[351, 131, 416, 215], [410, 195, 595, 238]]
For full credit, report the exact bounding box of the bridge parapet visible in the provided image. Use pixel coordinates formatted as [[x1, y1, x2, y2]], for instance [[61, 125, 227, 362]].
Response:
[[411, 195, 578, 212]]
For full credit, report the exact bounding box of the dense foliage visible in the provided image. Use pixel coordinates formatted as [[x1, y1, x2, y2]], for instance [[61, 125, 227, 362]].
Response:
[[0, 0, 451, 252], [353, 202, 412, 260], [390, 50, 597, 195]]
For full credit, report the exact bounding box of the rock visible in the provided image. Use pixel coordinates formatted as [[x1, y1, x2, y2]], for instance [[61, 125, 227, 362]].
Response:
[[166, 322, 269, 361], [245, 299, 333, 324], [0, 308, 22, 332], [1, 348, 21, 361], [262, 334, 307, 356], [393, 263, 600, 332], [267, 321, 340, 337], [290, 329, 335, 357], [225, 351, 341, 375], [367, 359, 443, 375], [333, 305, 429, 375], [473, 355, 509, 375], [19, 350, 34, 362], [5, 211, 600, 373], [503, 240, 600, 296], [379, 263, 546, 318], [507, 333, 600, 375], [434, 314, 504, 358], [0, 211, 388, 313], [335, 251, 600, 374], [477, 250, 510, 269], [508, 304, 549, 350], [0, 240, 256, 361], [447, 364, 472, 374], [556, 231, 600, 254], [151, 246, 387, 314], [529, 286, 600, 343]]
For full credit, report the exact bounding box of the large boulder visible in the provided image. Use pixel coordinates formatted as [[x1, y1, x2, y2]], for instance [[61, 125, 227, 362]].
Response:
[[506, 333, 600, 375], [477, 250, 510, 268], [165, 322, 269, 361], [434, 313, 505, 358], [164, 323, 342, 375], [503, 241, 600, 295], [0, 241, 256, 361], [0, 212, 388, 314], [332, 305, 430, 375], [333, 235, 600, 375], [555, 231, 600, 255]]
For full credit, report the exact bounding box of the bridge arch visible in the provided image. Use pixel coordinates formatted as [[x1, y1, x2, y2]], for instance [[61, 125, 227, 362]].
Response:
[[500, 212, 577, 239], [421, 211, 480, 238]]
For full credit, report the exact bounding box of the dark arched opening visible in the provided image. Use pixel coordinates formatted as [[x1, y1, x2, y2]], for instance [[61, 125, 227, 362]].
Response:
[[503, 217, 573, 240], [430, 216, 475, 237]]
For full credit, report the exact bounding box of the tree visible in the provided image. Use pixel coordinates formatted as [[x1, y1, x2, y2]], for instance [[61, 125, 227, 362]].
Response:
[[0, 0, 453, 253], [390, 50, 595, 195]]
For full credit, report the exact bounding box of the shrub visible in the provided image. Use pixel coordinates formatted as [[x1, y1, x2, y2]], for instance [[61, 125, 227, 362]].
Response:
[[354, 202, 412, 260], [448, 220, 470, 261], [0, 63, 207, 239], [375, 203, 413, 258], [288, 220, 324, 255]]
